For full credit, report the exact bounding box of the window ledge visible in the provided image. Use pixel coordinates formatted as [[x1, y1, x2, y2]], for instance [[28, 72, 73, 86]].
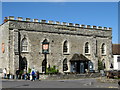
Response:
[[85, 53, 91, 56], [21, 51, 29, 53], [63, 53, 70, 55], [101, 54, 106, 56]]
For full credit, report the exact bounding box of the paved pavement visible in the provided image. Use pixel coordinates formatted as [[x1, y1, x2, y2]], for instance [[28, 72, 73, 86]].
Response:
[[1, 78, 118, 88]]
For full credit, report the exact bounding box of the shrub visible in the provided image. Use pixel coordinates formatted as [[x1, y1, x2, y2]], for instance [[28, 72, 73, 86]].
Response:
[[19, 70, 23, 75], [98, 60, 104, 71], [46, 65, 59, 74], [28, 68, 31, 73]]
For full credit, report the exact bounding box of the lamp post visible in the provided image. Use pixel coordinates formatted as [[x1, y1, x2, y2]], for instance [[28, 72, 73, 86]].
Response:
[[42, 39, 49, 74]]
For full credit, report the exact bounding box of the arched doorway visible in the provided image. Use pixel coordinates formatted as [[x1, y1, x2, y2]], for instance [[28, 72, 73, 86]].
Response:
[[19, 57, 27, 70], [102, 59, 106, 70]]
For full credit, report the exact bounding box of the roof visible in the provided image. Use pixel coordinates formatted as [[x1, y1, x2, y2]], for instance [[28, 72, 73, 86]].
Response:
[[112, 44, 120, 55], [70, 54, 90, 62], [1, 16, 112, 31]]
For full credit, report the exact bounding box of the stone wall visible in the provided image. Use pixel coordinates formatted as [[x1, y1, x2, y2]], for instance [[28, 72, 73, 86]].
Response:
[[0, 22, 10, 73], [0, 19, 112, 74]]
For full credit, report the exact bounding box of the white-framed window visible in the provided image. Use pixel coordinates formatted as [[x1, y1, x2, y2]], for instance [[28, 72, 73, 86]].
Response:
[[85, 42, 90, 54], [101, 43, 106, 55], [63, 40, 69, 53], [21, 38, 28, 52]]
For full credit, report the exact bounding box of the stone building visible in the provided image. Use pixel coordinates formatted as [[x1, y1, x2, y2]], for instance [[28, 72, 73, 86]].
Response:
[[0, 16, 113, 75]]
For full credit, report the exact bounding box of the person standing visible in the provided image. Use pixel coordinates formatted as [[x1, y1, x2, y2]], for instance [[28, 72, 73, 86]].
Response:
[[3, 68, 7, 79], [36, 71, 40, 80], [16, 69, 19, 79], [23, 68, 27, 80], [31, 68, 36, 81]]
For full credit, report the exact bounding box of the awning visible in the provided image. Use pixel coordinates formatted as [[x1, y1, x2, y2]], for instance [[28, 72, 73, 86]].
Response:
[[70, 53, 90, 62]]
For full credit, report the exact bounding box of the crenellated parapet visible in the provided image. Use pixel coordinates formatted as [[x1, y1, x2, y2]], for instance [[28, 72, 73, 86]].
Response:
[[5, 16, 112, 31]]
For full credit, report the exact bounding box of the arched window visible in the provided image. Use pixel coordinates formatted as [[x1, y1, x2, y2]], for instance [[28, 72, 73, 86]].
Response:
[[21, 38, 28, 52], [85, 42, 90, 54], [63, 40, 68, 53], [63, 58, 68, 71], [101, 43, 106, 55], [102, 59, 106, 69]]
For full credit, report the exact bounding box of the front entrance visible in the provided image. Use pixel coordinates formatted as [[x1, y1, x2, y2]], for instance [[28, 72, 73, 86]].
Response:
[[80, 62, 84, 73], [19, 57, 27, 70], [71, 61, 88, 73], [70, 54, 91, 74], [71, 62, 77, 73]]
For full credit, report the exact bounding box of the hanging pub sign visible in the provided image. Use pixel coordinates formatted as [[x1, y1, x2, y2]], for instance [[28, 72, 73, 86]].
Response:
[[42, 39, 49, 54]]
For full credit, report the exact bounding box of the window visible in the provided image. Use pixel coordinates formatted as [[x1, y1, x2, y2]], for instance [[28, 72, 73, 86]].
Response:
[[21, 38, 28, 52], [117, 56, 120, 62], [63, 58, 68, 71], [102, 59, 106, 69], [63, 40, 68, 53], [85, 42, 90, 54], [101, 43, 106, 55]]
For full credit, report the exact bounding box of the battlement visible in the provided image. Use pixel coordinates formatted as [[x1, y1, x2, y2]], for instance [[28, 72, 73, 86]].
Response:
[[5, 16, 112, 31]]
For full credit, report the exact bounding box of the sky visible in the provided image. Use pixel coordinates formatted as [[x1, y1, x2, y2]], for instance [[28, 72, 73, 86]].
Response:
[[1, 2, 119, 44]]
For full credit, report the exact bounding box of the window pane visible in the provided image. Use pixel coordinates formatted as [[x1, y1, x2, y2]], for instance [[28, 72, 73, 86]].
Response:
[[101, 43, 105, 54], [85, 42, 89, 53], [63, 41, 68, 53], [63, 59, 68, 71], [117, 56, 120, 62], [22, 38, 28, 51]]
